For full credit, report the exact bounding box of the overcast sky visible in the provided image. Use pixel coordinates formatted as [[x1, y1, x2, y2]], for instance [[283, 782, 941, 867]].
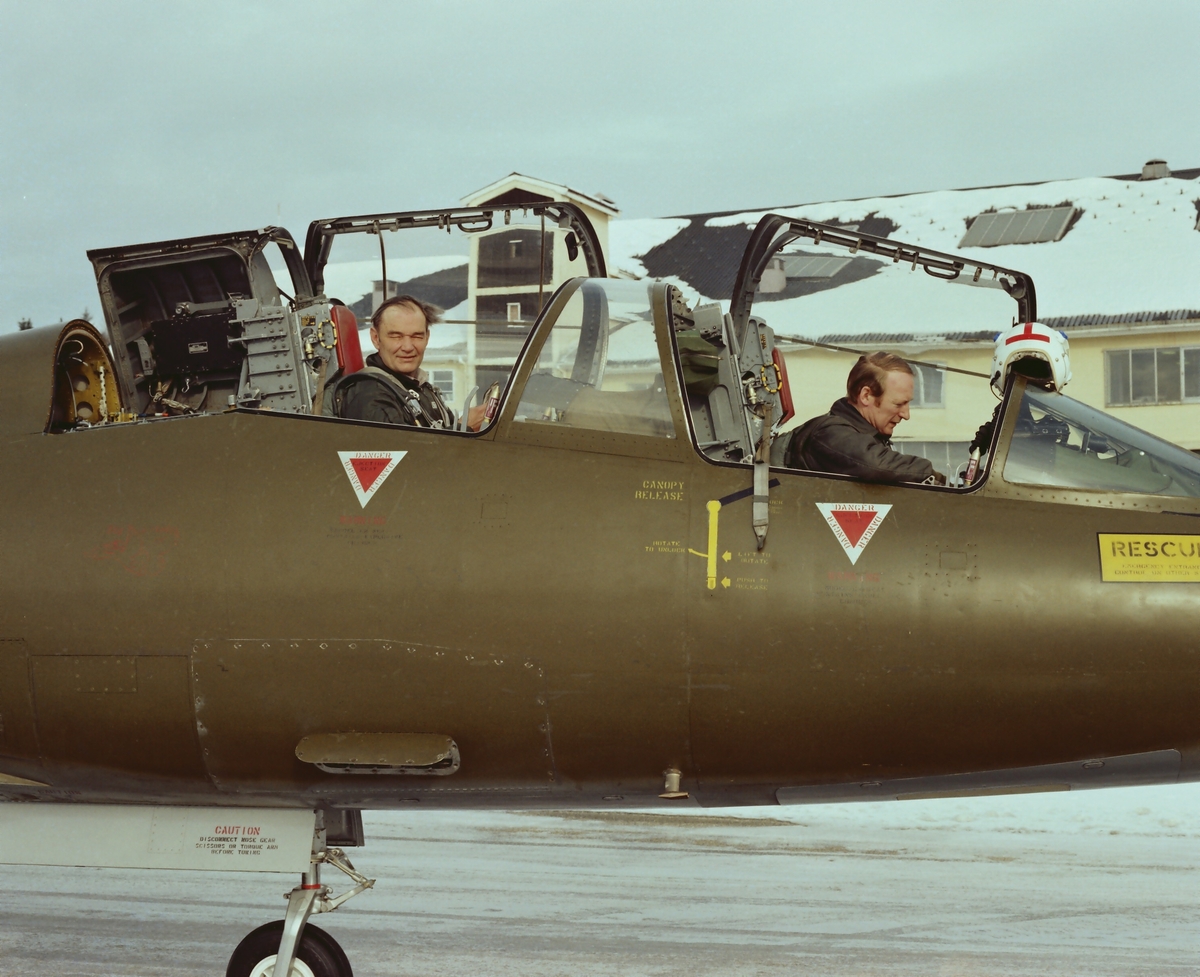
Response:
[[3, 0, 1199, 330]]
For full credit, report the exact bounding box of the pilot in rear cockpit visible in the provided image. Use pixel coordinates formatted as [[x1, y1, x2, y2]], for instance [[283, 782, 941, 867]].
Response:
[[779, 352, 946, 485], [325, 295, 486, 430]]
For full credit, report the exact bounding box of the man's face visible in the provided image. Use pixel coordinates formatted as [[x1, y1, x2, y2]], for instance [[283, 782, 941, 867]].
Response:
[[854, 370, 913, 436], [370, 303, 429, 376]]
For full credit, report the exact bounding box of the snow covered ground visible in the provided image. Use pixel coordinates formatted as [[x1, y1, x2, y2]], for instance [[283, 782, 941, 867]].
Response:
[[5, 784, 1200, 976]]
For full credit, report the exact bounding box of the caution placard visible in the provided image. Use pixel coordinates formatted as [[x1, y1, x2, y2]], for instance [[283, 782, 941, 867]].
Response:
[[0, 805, 315, 873], [1098, 534, 1200, 582]]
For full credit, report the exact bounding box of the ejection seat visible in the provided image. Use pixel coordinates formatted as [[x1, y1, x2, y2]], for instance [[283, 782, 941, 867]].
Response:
[[314, 302, 366, 414]]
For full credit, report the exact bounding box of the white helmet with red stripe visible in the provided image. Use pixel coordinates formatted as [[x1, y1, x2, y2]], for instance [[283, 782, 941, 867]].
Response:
[[990, 321, 1071, 397]]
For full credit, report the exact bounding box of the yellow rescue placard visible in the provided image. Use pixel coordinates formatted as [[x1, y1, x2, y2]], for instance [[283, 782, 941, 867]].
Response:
[[1098, 534, 1200, 582]]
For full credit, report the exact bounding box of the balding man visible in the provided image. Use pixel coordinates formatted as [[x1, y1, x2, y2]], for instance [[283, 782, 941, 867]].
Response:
[[327, 295, 484, 429], [782, 352, 944, 485]]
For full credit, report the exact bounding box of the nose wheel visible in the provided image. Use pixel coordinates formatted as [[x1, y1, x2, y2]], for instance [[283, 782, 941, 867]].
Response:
[[229, 840, 374, 977], [226, 920, 352, 977]]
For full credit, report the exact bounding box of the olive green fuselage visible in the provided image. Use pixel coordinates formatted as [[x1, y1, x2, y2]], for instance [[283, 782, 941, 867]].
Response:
[[2, 377, 1198, 809]]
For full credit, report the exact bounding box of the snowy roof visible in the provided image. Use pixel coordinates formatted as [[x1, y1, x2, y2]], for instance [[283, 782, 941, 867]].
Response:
[[607, 167, 1200, 342], [317, 255, 465, 305], [462, 173, 620, 216]]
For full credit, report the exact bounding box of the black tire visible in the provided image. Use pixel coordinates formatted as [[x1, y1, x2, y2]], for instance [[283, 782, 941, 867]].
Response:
[[226, 920, 353, 977]]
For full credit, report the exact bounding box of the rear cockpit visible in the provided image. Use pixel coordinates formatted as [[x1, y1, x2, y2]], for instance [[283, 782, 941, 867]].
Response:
[[678, 213, 1200, 510]]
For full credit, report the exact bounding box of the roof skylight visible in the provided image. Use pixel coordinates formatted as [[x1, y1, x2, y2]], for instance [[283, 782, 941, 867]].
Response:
[[781, 254, 852, 279], [960, 205, 1077, 248]]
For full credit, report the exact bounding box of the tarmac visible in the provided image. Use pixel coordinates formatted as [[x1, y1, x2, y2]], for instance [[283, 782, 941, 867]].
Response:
[[3, 783, 1200, 976]]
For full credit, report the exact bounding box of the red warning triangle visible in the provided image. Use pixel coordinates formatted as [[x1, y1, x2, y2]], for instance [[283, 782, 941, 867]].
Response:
[[830, 509, 876, 548], [350, 457, 390, 492], [337, 450, 407, 508], [815, 503, 892, 566]]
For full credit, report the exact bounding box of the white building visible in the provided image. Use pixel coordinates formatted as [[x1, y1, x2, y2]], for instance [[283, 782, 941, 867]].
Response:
[[456, 173, 619, 399]]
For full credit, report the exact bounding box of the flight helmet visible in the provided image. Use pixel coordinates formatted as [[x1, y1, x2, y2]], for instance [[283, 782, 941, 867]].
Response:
[[990, 321, 1071, 397]]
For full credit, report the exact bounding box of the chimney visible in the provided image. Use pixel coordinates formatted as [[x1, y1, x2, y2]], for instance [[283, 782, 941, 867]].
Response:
[[1141, 159, 1171, 180], [758, 257, 787, 294]]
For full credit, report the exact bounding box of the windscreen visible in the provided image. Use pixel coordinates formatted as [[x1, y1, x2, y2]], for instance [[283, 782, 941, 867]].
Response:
[[514, 280, 674, 438], [1004, 384, 1200, 497]]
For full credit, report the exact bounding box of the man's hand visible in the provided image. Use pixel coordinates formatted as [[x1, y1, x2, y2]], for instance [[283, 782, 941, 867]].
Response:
[[970, 403, 1002, 452], [466, 404, 488, 432]]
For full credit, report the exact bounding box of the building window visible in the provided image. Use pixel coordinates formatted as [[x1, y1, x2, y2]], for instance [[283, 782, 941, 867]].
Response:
[[476, 294, 541, 335], [477, 229, 554, 288], [911, 363, 944, 408], [960, 206, 1077, 248], [431, 369, 455, 403], [1106, 347, 1200, 405]]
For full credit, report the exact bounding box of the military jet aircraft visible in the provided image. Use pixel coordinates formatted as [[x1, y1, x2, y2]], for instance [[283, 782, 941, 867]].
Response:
[[2, 202, 1200, 977]]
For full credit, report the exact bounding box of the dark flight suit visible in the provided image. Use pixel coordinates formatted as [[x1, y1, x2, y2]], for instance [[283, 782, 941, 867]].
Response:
[[782, 397, 944, 484], [327, 352, 454, 428]]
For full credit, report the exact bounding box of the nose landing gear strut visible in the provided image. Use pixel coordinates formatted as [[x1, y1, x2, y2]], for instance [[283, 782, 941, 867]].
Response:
[[226, 817, 375, 977]]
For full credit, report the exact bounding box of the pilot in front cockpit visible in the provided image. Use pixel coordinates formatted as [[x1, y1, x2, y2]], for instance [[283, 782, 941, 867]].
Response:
[[325, 295, 487, 430], [780, 352, 946, 485]]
